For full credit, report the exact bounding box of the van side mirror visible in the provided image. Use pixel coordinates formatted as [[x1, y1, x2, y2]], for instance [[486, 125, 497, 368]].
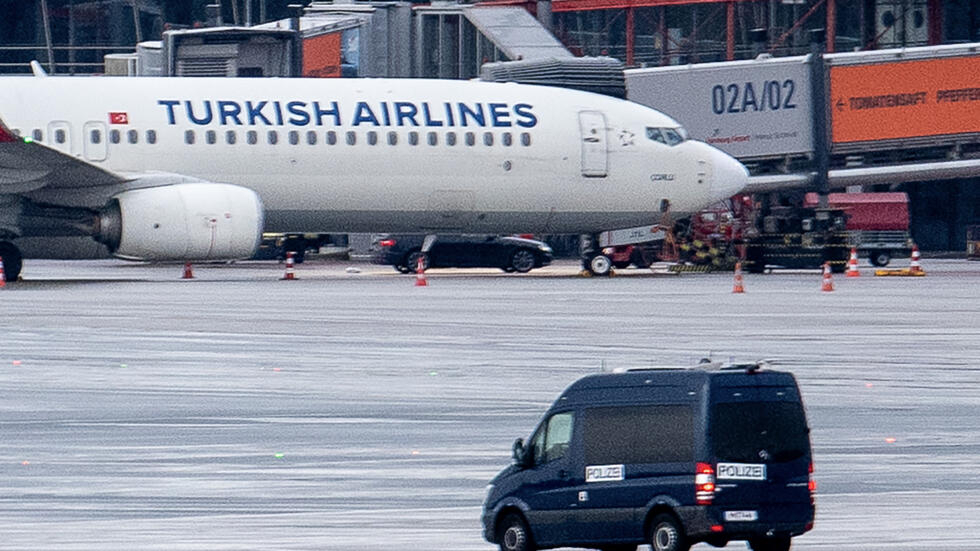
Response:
[[512, 438, 529, 468]]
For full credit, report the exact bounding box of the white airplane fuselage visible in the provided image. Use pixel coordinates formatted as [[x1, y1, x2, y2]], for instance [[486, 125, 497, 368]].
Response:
[[0, 76, 747, 236]]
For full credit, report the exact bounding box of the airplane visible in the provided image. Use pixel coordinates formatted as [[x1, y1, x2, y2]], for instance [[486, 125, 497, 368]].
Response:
[[0, 71, 748, 281]]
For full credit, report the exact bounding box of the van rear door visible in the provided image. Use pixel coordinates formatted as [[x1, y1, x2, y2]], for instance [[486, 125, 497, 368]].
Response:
[[709, 384, 811, 524]]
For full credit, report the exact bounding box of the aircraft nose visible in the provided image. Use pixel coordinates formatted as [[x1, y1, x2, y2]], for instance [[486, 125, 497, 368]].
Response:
[[711, 148, 749, 200]]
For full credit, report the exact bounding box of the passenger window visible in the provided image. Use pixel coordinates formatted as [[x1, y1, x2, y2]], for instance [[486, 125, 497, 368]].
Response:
[[91, 129, 102, 144], [32, 128, 43, 142], [307, 130, 318, 145], [326, 131, 337, 145], [408, 131, 419, 146], [387, 131, 398, 146], [346, 131, 356, 145], [146, 130, 157, 144], [446, 132, 457, 146], [289, 130, 299, 145], [531, 411, 573, 466], [55, 129, 67, 144], [128, 129, 138, 144], [247, 130, 257, 145], [267, 130, 278, 145], [465, 132, 475, 146], [206, 130, 216, 145], [184, 130, 194, 145], [520, 132, 531, 146], [502, 132, 513, 147], [367, 131, 378, 145], [226, 130, 237, 145], [110, 129, 121, 144], [483, 132, 494, 146], [427, 131, 438, 146]]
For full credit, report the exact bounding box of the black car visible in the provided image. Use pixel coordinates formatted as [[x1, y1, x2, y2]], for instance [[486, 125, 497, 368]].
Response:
[[370, 234, 553, 274]]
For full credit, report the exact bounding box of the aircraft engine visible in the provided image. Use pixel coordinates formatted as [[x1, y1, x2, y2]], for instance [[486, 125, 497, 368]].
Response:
[[97, 183, 264, 261]]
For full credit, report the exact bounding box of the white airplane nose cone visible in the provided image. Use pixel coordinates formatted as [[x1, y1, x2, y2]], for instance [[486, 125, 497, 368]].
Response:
[[712, 149, 750, 200]]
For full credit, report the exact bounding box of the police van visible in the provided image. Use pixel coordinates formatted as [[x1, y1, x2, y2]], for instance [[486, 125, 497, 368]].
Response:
[[481, 363, 815, 551]]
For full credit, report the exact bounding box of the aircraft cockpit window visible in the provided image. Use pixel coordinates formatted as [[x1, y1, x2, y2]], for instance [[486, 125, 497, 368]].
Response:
[[147, 130, 158, 144], [267, 130, 278, 145], [646, 127, 686, 146], [110, 129, 121, 144], [55, 129, 66, 144], [663, 128, 684, 146], [521, 132, 531, 146], [646, 127, 666, 144], [128, 130, 139, 144], [346, 131, 357, 146], [307, 130, 318, 145], [183, 130, 194, 145], [32, 129, 43, 142]]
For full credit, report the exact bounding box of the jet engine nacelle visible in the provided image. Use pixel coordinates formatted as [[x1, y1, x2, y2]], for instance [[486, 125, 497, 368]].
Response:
[[98, 183, 264, 261]]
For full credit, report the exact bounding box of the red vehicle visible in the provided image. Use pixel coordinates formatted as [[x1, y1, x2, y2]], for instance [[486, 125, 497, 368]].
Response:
[[803, 192, 912, 266]]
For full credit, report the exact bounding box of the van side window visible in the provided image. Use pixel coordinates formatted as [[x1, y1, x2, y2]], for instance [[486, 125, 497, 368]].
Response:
[[530, 411, 573, 466], [584, 405, 694, 464]]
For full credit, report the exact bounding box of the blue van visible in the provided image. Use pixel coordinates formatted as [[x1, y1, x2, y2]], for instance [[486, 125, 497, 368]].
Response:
[[482, 364, 815, 551]]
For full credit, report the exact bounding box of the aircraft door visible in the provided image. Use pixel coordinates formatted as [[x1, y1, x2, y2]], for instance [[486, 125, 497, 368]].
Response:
[[46, 121, 72, 155], [578, 111, 608, 178], [82, 121, 108, 162]]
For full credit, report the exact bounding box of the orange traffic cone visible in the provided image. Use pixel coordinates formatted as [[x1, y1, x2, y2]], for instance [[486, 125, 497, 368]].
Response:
[[909, 244, 923, 274], [0, 256, 5, 288], [732, 261, 745, 293], [415, 255, 428, 287], [846, 248, 860, 278], [821, 262, 834, 292], [281, 251, 297, 280], [181, 262, 194, 279]]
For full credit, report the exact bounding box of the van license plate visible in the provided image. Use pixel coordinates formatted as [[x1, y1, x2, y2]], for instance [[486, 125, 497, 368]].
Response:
[[724, 510, 758, 522]]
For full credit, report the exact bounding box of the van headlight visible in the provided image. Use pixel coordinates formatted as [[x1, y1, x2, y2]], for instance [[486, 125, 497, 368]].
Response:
[[483, 484, 494, 505]]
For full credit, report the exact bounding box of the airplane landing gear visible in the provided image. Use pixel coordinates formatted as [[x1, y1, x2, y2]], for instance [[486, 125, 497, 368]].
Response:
[[0, 241, 23, 282]]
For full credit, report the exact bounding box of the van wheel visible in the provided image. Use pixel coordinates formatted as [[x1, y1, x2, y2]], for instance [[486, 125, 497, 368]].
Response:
[[498, 514, 535, 551], [749, 536, 791, 551], [649, 514, 689, 551]]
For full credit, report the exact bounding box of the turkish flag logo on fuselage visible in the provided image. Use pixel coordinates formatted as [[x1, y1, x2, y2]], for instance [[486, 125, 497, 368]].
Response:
[[109, 112, 129, 124]]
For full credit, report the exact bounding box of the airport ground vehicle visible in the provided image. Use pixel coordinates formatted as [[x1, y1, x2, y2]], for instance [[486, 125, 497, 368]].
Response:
[[483, 363, 815, 551], [370, 234, 553, 273], [802, 193, 911, 267], [252, 233, 348, 262]]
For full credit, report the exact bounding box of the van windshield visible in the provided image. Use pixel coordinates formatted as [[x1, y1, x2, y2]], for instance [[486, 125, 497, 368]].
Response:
[[710, 401, 809, 463]]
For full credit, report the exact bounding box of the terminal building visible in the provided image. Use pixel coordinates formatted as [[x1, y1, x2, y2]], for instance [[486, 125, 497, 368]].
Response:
[[1, 0, 979, 252]]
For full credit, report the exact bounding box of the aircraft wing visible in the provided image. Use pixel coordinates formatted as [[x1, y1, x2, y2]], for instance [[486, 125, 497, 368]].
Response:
[[0, 114, 127, 203]]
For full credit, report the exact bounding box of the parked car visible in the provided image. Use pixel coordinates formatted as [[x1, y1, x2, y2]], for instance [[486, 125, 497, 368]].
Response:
[[370, 234, 553, 274]]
